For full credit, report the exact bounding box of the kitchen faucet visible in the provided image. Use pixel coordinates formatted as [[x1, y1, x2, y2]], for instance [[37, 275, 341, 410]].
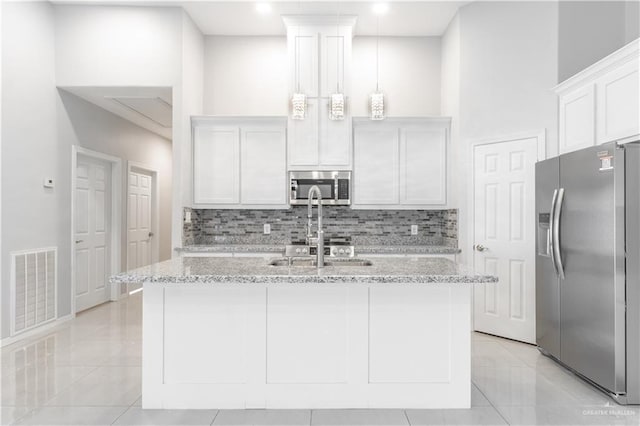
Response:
[[306, 185, 324, 268]]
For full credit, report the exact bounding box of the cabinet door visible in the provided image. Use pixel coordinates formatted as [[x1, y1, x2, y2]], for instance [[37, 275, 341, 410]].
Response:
[[353, 128, 399, 205], [320, 33, 345, 98], [288, 31, 319, 167], [290, 32, 318, 97], [559, 85, 595, 154], [596, 59, 640, 143], [400, 127, 447, 205], [288, 98, 319, 166], [193, 126, 240, 204], [240, 127, 287, 205], [318, 32, 351, 167], [319, 98, 351, 167]]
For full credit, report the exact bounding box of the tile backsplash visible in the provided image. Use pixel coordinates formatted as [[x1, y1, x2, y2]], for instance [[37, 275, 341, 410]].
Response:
[[183, 207, 458, 247]]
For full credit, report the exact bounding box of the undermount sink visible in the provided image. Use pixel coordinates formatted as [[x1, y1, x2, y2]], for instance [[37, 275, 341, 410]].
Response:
[[268, 258, 373, 267]]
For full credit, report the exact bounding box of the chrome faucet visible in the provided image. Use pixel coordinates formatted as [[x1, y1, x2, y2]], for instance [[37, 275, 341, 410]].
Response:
[[306, 185, 324, 268]]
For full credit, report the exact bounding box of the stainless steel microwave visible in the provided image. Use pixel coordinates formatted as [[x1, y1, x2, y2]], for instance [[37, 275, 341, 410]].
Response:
[[289, 171, 351, 205]]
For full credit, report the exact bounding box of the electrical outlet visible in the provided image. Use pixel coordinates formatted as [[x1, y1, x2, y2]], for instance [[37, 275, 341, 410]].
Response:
[[184, 211, 192, 224], [411, 225, 418, 235], [263, 224, 271, 235]]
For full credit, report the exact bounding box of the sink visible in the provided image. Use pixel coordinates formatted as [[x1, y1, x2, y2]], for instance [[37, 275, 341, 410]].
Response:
[[268, 258, 373, 267]]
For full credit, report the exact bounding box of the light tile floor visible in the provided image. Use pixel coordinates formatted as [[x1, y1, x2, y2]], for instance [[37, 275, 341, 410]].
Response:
[[1, 293, 638, 425]]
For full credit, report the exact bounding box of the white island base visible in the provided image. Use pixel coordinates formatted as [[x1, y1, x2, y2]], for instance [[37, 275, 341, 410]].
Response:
[[143, 282, 471, 409]]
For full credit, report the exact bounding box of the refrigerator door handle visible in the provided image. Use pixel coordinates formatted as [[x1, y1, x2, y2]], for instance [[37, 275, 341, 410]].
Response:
[[549, 189, 559, 276], [553, 188, 565, 280]]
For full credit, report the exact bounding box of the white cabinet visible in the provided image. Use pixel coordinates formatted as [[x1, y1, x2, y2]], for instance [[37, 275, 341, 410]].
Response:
[[353, 118, 450, 209], [556, 40, 639, 154], [240, 128, 286, 205], [288, 98, 319, 165], [284, 16, 356, 170], [192, 117, 287, 208], [144, 281, 473, 409], [193, 127, 240, 204], [596, 59, 639, 143], [400, 127, 447, 205], [353, 128, 399, 205], [558, 85, 595, 154]]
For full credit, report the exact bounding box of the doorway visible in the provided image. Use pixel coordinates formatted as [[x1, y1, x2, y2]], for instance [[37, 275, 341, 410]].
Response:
[[126, 162, 159, 289], [471, 132, 545, 343], [72, 147, 122, 313]]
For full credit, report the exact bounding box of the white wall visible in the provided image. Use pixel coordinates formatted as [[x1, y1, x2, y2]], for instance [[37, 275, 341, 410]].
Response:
[[626, 0, 640, 43], [175, 11, 204, 252], [54, 5, 181, 87], [0, 0, 4, 338], [1, 1, 59, 338], [352, 36, 441, 117], [440, 14, 461, 210], [1, 3, 200, 340], [204, 36, 287, 115], [202, 35, 442, 117], [54, 5, 204, 256], [558, 1, 637, 82], [452, 1, 559, 264], [57, 90, 173, 264]]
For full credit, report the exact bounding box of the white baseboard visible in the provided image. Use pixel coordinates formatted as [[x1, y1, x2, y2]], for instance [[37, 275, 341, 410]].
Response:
[[1, 314, 74, 348]]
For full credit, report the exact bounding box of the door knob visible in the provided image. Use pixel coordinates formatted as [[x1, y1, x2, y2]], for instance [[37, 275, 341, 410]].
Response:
[[75, 240, 84, 244], [475, 244, 488, 252], [148, 232, 154, 238]]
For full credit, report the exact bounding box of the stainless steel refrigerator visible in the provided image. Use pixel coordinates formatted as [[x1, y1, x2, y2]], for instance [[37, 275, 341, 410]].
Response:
[[535, 141, 639, 405]]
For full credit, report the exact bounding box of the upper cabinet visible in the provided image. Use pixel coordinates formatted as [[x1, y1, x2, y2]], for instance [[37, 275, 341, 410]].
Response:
[[283, 16, 356, 170], [192, 117, 288, 209], [556, 40, 639, 154], [558, 84, 595, 153], [353, 118, 450, 210], [596, 59, 639, 143]]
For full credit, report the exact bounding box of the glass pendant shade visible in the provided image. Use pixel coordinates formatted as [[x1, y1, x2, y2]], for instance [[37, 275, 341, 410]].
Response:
[[291, 93, 306, 120], [370, 92, 385, 121], [329, 93, 345, 121]]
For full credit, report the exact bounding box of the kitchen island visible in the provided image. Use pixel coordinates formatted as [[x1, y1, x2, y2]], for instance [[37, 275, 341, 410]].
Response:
[[111, 256, 496, 410]]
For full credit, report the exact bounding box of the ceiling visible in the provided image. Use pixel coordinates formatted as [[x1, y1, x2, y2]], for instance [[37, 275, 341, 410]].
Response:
[[52, 2, 468, 136], [182, 1, 468, 36], [52, 1, 470, 36], [60, 87, 173, 139]]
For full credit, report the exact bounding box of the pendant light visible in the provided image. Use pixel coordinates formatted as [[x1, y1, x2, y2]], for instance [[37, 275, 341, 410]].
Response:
[[291, 2, 306, 120], [329, 0, 345, 121], [370, 14, 385, 120]]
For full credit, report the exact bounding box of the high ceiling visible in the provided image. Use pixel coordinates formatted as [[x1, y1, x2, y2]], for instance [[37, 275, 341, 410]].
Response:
[[182, 1, 469, 36], [52, 1, 470, 36]]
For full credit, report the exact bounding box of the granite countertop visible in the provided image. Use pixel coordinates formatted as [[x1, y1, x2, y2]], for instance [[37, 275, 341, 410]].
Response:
[[177, 244, 285, 254], [110, 256, 496, 285], [176, 244, 461, 255], [357, 245, 461, 255]]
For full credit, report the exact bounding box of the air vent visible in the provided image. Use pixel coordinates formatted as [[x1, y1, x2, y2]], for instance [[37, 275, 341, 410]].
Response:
[[11, 248, 57, 336]]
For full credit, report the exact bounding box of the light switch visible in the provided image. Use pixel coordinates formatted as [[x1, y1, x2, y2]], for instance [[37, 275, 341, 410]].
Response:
[[411, 225, 418, 235], [184, 211, 192, 224]]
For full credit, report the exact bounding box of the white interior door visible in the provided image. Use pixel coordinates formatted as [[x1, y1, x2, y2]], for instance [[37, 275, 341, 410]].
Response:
[[127, 168, 154, 270], [75, 155, 112, 312], [473, 137, 538, 343]]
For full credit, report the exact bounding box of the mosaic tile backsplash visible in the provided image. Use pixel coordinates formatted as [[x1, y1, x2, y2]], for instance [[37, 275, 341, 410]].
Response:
[[183, 207, 458, 247]]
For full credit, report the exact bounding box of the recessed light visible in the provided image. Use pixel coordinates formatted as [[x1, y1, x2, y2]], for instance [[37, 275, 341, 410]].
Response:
[[372, 3, 389, 15], [255, 2, 272, 15]]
